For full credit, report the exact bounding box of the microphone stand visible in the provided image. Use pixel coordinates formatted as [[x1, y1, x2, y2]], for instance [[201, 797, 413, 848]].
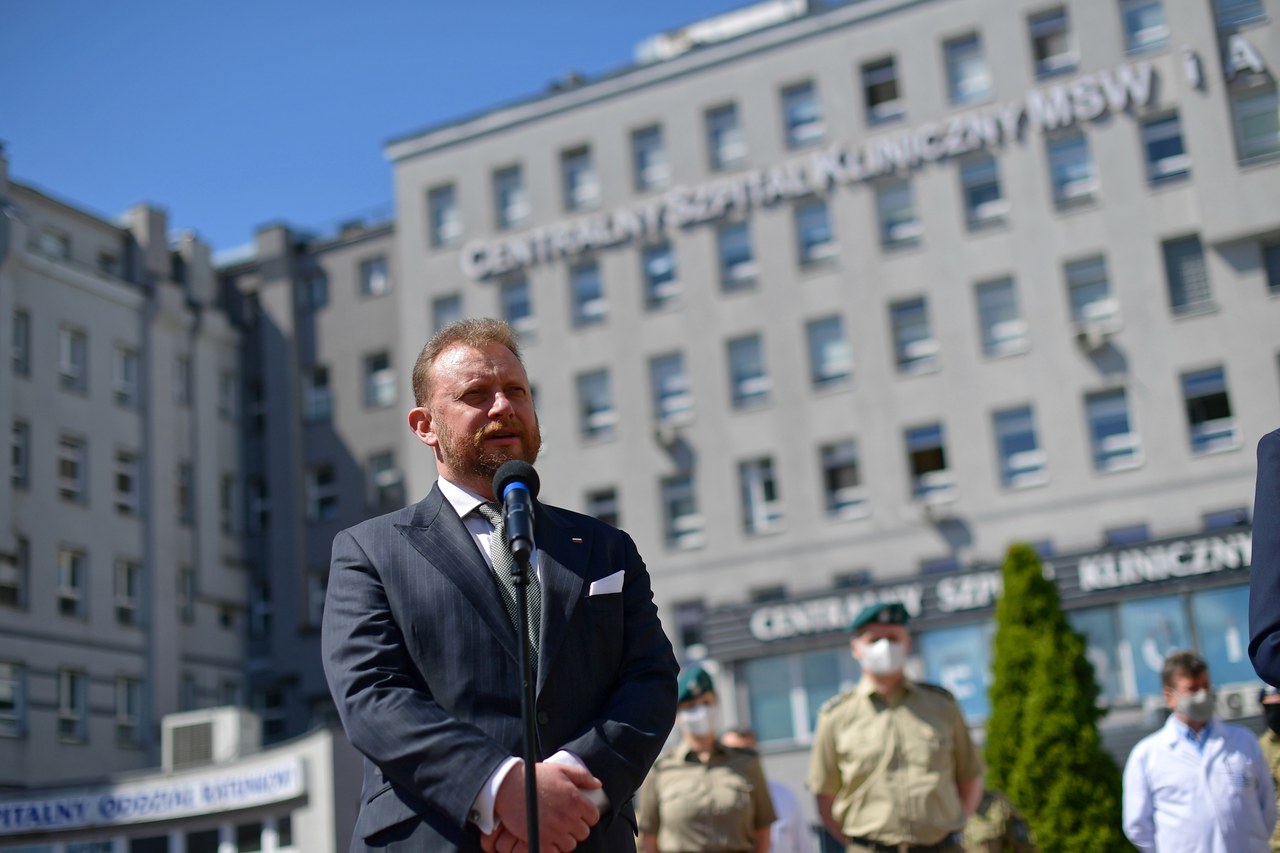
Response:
[[511, 544, 540, 853]]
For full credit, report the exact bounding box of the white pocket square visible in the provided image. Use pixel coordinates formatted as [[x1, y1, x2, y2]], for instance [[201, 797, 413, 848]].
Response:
[[588, 570, 625, 596]]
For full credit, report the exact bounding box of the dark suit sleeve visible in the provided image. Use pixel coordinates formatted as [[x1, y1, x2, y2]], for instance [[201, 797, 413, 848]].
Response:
[[556, 529, 679, 820], [321, 526, 510, 829], [1251, 429, 1280, 685]]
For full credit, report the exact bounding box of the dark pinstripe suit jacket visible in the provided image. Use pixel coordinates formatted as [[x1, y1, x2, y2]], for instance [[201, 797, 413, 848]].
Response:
[[322, 484, 679, 851], [1251, 429, 1280, 685]]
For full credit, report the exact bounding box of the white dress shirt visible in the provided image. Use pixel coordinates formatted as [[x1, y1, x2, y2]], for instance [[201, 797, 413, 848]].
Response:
[[1123, 713, 1276, 853], [766, 779, 818, 853]]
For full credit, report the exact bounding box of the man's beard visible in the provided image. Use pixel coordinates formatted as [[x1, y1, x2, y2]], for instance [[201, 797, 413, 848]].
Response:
[[436, 416, 542, 483]]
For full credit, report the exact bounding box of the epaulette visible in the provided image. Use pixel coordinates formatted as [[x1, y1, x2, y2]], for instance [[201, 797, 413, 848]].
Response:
[[915, 681, 959, 702], [723, 744, 759, 757], [817, 687, 857, 716]]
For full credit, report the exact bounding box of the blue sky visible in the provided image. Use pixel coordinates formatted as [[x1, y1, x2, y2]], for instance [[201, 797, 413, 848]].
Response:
[[1, 0, 751, 255]]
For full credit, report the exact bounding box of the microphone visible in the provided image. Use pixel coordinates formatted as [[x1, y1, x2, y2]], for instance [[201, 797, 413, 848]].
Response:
[[492, 461, 540, 563]]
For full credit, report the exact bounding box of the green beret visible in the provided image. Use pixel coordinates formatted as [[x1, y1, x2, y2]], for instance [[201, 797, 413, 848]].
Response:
[[849, 602, 910, 634], [677, 667, 715, 704]]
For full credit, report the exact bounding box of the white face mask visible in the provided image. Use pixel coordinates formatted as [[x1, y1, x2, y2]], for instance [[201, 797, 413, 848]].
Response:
[[859, 638, 907, 675], [677, 704, 718, 738]]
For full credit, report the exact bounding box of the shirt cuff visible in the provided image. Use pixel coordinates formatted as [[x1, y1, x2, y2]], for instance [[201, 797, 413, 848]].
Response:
[[546, 750, 610, 811], [470, 756, 521, 834]]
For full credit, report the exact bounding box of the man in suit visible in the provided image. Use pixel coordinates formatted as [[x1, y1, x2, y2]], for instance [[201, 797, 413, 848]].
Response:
[[1251, 428, 1280, 685], [322, 318, 679, 852]]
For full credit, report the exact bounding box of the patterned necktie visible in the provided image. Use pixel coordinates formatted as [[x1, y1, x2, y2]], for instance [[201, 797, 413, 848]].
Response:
[[475, 501, 540, 654]]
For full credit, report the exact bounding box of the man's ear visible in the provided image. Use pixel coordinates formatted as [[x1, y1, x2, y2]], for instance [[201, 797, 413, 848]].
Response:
[[408, 407, 435, 446]]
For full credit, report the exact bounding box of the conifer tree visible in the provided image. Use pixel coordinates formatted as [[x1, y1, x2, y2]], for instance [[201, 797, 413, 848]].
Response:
[[985, 543, 1130, 852]]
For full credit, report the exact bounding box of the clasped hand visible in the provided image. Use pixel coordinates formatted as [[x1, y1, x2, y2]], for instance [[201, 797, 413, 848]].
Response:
[[481, 760, 603, 853]]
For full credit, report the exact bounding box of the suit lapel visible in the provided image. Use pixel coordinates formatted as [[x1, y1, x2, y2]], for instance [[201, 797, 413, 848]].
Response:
[[394, 486, 521, 664], [534, 505, 586, 695]]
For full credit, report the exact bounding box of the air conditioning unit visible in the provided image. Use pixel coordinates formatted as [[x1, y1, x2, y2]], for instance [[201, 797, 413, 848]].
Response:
[[162, 706, 263, 771], [1216, 683, 1261, 721]]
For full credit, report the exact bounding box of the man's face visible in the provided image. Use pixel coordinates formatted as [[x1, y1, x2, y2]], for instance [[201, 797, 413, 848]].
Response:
[[1163, 671, 1211, 713], [410, 342, 541, 497], [850, 624, 910, 661]]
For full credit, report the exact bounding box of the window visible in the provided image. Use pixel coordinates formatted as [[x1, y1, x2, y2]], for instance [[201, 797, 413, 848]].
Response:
[[58, 669, 86, 742], [12, 309, 30, 376], [428, 184, 461, 247], [0, 661, 24, 737], [586, 488, 619, 527], [1142, 113, 1190, 182], [662, 473, 703, 549], [727, 333, 770, 408], [561, 146, 599, 211], [821, 440, 867, 519], [59, 326, 87, 393], [115, 677, 140, 746], [1230, 80, 1280, 162], [906, 423, 954, 501], [11, 420, 29, 489], [806, 315, 852, 388], [98, 252, 120, 278], [650, 352, 693, 423], [236, 823, 263, 853], [39, 226, 71, 259], [1214, 0, 1265, 28], [890, 297, 938, 373], [570, 261, 606, 326], [178, 567, 195, 624], [0, 537, 27, 609], [944, 33, 991, 105], [174, 354, 192, 405], [795, 200, 835, 265], [177, 461, 194, 525], [876, 179, 921, 247], [706, 103, 747, 170], [673, 600, 707, 652], [113, 345, 139, 407], [364, 352, 396, 408], [1065, 255, 1119, 328], [1204, 507, 1250, 529], [248, 477, 270, 534], [368, 450, 404, 512], [976, 277, 1028, 357], [1162, 235, 1212, 314], [114, 449, 139, 515], [58, 434, 87, 502], [781, 81, 824, 147], [1266, 241, 1280, 295], [297, 272, 328, 311], [740, 457, 783, 534], [960, 155, 1006, 227], [1105, 523, 1150, 546], [577, 369, 617, 440], [306, 568, 328, 630], [307, 464, 339, 523], [58, 548, 87, 619], [633, 244, 680, 314], [115, 559, 142, 626], [359, 256, 390, 297], [1047, 132, 1096, 204], [1029, 7, 1076, 76], [494, 165, 529, 229], [631, 125, 670, 192], [1086, 388, 1141, 471], [218, 370, 236, 420], [1121, 0, 1168, 52], [303, 366, 332, 422], [500, 278, 533, 334], [432, 293, 463, 332], [862, 57, 903, 123], [1182, 367, 1239, 453], [994, 406, 1047, 488], [220, 474, 235, 533], [717, 221, 757, 291]]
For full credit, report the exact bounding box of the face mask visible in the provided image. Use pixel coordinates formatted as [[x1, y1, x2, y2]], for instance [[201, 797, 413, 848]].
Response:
[[1265, 706, 1280, 735], [1174, 688, 1216, 723], [860, 638, 907, 676], [677, 704, 718, 738]]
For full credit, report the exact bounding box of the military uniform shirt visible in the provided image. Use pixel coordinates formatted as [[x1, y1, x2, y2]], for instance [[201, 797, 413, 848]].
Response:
[[963, 790, 1037, 853], [807, 678, 983, 846], [638, 741, 777, 852], [1260, 730, 1280, 852]]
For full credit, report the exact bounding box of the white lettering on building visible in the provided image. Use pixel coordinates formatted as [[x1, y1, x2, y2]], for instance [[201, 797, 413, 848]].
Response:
[[1077, 533, 1252, 592], [748, 583, 924, 642]]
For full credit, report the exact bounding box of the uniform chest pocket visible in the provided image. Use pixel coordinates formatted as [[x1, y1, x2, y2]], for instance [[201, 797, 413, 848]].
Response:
[[903, 726, 952, 772]]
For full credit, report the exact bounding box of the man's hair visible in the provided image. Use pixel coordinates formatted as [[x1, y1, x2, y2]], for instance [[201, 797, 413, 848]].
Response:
[[724, 727, 757, 743], [412, 318, 523, 408], [1161, 649, 1209, 689]]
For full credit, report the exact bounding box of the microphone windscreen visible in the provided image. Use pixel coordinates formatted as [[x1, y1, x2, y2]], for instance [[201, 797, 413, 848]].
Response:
[[493, 460, 540, 500]]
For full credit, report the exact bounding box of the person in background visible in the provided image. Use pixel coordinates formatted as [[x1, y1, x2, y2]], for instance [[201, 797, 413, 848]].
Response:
[[639, 667, 776, 853], [721, 728, 818, 853], [807, 602, 983, 853], [1259, 685, 1280, 852], [961, 789, 1037, 853], [1123, 650, 1275, 852]]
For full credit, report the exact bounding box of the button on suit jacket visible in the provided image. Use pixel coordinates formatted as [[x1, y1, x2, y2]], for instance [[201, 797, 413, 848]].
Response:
[[322, 484, 679, 851]]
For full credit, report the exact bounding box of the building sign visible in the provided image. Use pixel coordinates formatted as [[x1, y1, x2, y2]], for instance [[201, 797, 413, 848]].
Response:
[[0, 757, 304, 835], [749, 582, 923, 642], [1074, 532, 1252, 592]]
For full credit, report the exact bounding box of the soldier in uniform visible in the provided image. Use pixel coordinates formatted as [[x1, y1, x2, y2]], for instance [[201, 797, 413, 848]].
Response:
[[639, 667, 776, 853], [1259, 685, 1280, 852], [962, 790, 1037, 853], [807, 602, 983, 853]]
